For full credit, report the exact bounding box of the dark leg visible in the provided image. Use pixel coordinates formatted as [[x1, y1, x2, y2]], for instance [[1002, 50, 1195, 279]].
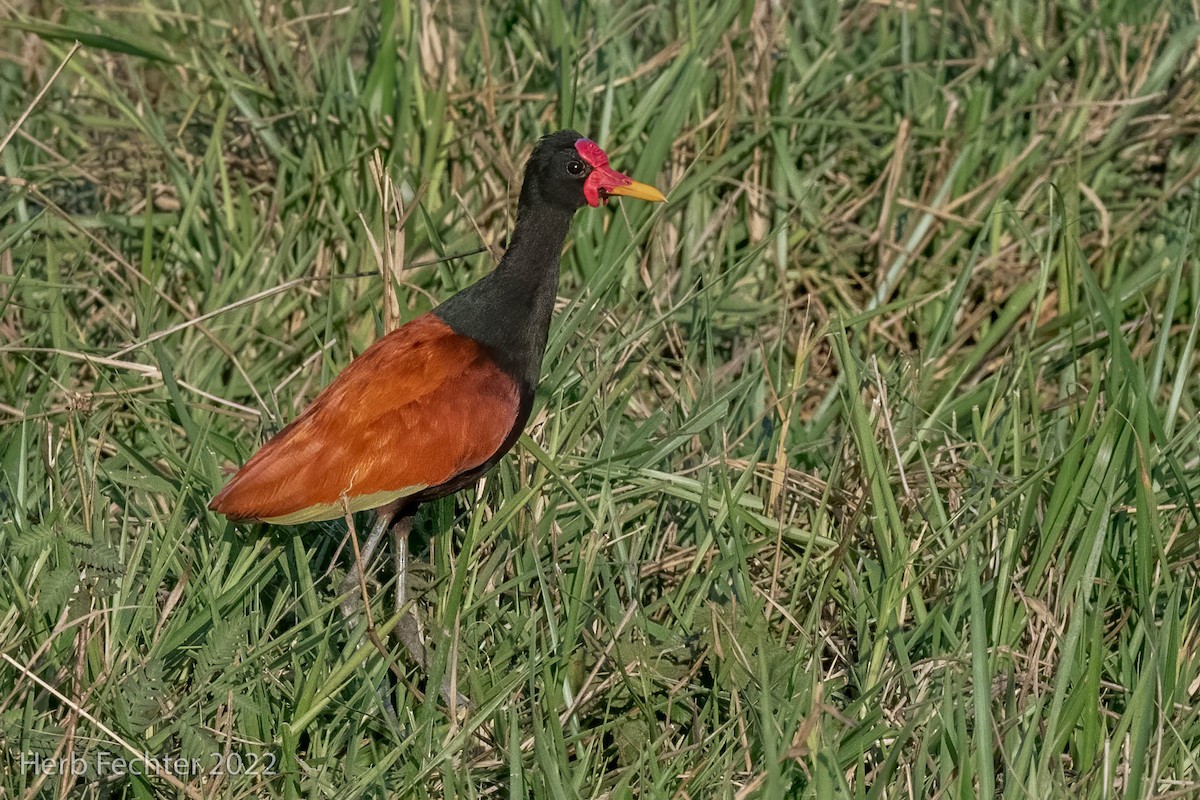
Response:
[[390, 514, 424, 662], [384, 510, 468, 710], [389, 514, 470, 711], [335, 506, 468, 710], [339, 510, 392, 618]]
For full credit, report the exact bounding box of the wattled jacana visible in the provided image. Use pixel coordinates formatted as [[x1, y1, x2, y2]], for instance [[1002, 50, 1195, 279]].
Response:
[[209, 130, 666, 692]]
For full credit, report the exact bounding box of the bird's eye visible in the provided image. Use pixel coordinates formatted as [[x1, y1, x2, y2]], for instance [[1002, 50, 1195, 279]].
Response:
[[566, 161, 585, 176]]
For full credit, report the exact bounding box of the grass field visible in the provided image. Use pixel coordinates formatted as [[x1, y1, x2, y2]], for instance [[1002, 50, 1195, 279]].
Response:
[[3, 0, 1200, 797]]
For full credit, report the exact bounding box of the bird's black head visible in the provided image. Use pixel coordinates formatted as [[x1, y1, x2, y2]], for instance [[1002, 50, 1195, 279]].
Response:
[[520, 129, 666, 212]]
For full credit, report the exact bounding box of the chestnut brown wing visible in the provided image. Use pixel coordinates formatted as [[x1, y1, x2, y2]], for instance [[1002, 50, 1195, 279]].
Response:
[[209, 314, 520, 524]]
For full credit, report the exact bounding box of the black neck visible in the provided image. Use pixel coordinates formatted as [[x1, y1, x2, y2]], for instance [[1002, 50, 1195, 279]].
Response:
[[432, 197, 576, 392]]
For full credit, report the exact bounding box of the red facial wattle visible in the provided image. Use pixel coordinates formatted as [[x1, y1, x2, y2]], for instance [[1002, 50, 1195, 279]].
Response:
[[576, 139, 622, 207], [575, 138, 667, 207]]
